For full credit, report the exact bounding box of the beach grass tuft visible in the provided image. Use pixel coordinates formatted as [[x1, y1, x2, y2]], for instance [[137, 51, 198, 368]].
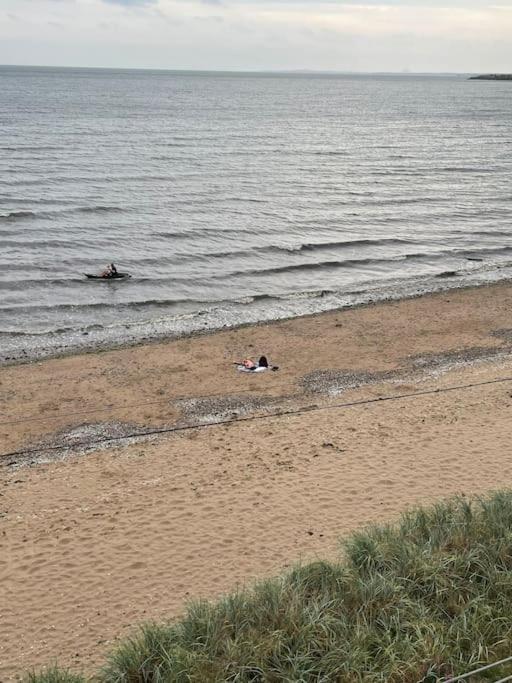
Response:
[[25, 665, 85, 683], [27, 491, 512, 682]]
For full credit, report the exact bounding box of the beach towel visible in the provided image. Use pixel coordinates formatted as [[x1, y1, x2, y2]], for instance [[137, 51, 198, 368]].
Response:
[[237, 364, 271, 373]]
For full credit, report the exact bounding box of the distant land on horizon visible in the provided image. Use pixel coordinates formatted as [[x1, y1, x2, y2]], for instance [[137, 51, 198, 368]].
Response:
[[469, 74, 512, 80], [0, 64, 481, 77]]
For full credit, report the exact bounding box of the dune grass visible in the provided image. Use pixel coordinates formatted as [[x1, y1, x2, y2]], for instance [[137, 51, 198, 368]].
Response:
[[25, 666, 86, 683], [26, 491, 512, 682]]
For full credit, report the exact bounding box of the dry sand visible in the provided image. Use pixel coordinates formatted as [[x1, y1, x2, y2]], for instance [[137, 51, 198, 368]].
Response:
[[2, 282, 512, 679]]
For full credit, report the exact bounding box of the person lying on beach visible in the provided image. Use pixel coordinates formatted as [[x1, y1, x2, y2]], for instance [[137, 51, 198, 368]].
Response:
[[235, 356, 279, 372]]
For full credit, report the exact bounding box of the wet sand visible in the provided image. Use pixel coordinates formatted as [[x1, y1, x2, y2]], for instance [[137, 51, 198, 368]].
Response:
[[2, 282, 512, 679]]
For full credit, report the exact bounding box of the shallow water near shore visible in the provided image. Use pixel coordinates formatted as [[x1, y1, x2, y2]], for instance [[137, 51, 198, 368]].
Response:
[[2, 67, 512, 362]]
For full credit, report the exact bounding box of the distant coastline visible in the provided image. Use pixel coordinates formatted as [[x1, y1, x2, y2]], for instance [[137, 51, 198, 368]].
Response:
[[470, 74, 512, 80], [0, 64, 473, 77]]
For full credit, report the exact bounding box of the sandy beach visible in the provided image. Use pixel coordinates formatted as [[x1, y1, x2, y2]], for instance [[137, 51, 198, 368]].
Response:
[[3, 282, 512, 680]]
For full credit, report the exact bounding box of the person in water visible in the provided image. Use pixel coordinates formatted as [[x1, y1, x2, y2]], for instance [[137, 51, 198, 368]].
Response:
[[101, 263, 118, 278]]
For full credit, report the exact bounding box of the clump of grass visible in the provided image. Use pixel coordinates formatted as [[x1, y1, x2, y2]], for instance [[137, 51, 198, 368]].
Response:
[[28, 491, 512, 682], [25, 665, 85, 683]]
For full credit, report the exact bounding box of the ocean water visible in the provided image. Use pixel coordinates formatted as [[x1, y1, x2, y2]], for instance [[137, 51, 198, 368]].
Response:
[[1, 66, 512, 361]]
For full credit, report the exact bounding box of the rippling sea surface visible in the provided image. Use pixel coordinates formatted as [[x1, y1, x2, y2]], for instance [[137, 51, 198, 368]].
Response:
[[1, 66, 511, 360]]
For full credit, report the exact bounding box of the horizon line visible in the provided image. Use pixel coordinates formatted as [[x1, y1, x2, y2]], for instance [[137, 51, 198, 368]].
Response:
[[0, 63, 485, 76]]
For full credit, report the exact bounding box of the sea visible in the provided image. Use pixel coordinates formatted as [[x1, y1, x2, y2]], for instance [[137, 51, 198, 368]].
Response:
[[1, 66, 512, 362]]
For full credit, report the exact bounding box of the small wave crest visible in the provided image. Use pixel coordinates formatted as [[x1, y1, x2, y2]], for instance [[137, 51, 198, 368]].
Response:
[[0, 328, 66, 338], [0, 297, 216, 316], [77, 206, 122, 214], [146, 235, 413, 264], [0, 205, 122, 223], [296, 237, 410, 252], [0, 277, 87, 290], [227, 256, 403, 279], [453, 229, 512, 238], [0, 210, 36, 221], [0, 238, 89, 249], [0, 145, 64, 152]]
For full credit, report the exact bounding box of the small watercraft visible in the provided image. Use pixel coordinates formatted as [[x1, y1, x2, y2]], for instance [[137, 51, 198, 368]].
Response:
[[84, 272, 131, 280]]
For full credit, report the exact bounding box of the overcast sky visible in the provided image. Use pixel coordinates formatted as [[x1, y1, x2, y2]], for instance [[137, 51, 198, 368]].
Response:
[[1, 0, 511, 72]]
